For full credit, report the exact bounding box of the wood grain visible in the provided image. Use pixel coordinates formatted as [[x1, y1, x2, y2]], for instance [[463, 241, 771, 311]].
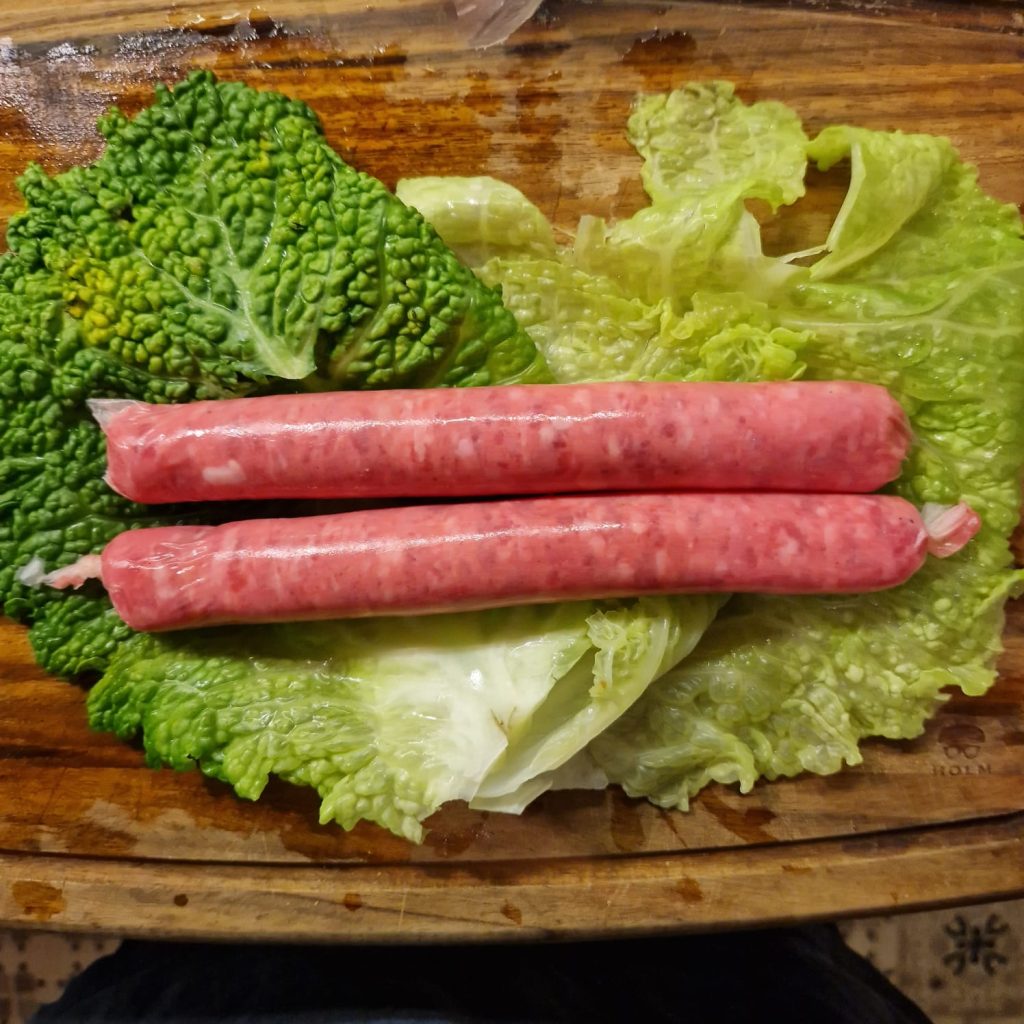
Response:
[[2, 815, 1023, 941], [1, 0, 1023, 938]]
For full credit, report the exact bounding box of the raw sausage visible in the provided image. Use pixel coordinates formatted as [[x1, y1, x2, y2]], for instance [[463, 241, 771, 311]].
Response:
[[47, 494, 978, 632], [92, 381, 911, 504], [95, 383, 909, 502], [67, 495, 976, 631]]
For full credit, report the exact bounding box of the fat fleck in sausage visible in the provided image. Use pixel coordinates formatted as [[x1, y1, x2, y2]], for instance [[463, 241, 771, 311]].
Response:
[[46, 494, 978, 632], [92, 382, 911, 504]]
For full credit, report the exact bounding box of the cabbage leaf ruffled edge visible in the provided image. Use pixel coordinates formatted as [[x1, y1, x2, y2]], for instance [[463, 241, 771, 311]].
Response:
[[89, 81, 1024, 838], [402, 80, 1024, 813]]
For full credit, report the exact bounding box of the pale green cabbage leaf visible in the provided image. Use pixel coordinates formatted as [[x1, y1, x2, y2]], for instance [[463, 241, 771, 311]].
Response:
[[91, 81, 1024, 836], [90, 594, 722, 841], [410, 81, 1024, 811], [570, 81, 810, 303], [396, 175, 556, 267]]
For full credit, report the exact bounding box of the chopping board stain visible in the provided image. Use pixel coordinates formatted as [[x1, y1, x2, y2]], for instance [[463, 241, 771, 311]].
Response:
[[78, 777, 417, 866], [620, 29, 696, 88], [819, 768, 865, 791], [500, 901, 523, 925], [422, 814, 491, 858], [609, 792, 648, 852], [191, 777, 417, 865], [656, 807, 690, 846], [513, 78, 565, 176], [464, 69, 503, 117], [674, 877, 703, 903], [11, 880, 65, 922], [699, 790, 777, 844], [61, 819, 137, 855], [504, 40, 572, 61], [342, 892, 362, 912]]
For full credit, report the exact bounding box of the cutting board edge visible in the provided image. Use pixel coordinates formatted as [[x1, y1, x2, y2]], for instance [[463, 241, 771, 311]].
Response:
[[2, 811, 1021, 941]]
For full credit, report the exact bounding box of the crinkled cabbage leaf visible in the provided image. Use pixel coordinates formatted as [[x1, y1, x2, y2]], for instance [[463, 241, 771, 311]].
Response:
[[402, 80, 1024, 812], [90, 81, 1024, 838], [91, 597, 721, 842]]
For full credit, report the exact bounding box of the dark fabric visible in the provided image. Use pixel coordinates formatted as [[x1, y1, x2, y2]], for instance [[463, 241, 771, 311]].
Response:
[[31, 924, 932, 1024]]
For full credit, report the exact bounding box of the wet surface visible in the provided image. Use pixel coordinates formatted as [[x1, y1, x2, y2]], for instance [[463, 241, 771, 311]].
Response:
[[0, 0, 1022, 870]]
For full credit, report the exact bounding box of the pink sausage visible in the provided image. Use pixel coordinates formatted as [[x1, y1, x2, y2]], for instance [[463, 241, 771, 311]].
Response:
[[92, 382, 911, 504], [59, 494, 976, 633]]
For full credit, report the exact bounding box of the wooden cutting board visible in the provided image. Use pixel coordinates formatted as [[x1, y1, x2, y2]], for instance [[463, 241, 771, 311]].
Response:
[[1, 0, 1022, 940]]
